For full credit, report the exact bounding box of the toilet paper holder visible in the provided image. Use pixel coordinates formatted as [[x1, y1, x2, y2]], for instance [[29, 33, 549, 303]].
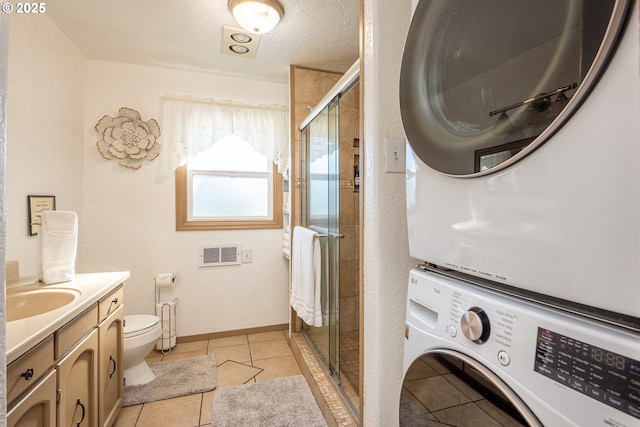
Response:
[[155, 274, 179, 354]]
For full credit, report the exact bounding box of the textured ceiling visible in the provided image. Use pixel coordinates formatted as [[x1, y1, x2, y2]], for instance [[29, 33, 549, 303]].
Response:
[[45, 0, 360, 83]]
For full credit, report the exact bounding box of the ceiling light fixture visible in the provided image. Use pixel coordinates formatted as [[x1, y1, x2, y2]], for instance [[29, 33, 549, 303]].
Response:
[[228, 0, 285, 35], [229, 45, 250, 54], [230, 33, 253, 43]]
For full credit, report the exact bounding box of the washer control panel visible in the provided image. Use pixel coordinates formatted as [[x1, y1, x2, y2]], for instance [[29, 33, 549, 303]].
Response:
[[534, 327, 640, 420], [406, 268, 640, 426], [448, 287, 518, 352]]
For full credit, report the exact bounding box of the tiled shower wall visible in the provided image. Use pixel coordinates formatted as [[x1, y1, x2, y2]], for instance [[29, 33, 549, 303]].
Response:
[[290, 66, 360, 336], [338, 82, 360, 335], [291, 66, 361, 404], [291, 66, 341, 228]]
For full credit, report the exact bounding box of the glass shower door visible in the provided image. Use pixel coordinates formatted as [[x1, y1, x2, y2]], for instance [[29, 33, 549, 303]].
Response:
[[302, 99, 340, 380]]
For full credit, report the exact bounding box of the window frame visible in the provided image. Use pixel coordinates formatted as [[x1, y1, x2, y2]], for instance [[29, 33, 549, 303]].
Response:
[[175, 164, 282, 231]]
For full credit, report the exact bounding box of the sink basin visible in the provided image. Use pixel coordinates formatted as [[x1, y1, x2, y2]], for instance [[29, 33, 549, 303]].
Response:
[[6, 288, 80, 322]]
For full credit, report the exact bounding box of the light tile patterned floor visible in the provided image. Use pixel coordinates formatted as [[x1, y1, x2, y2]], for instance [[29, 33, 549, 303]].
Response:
[[114, 330, 303, 427], [401, 353, 527, 426]]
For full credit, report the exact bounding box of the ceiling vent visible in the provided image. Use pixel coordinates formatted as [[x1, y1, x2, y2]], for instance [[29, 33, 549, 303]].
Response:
[[221, 25, 260, 58]]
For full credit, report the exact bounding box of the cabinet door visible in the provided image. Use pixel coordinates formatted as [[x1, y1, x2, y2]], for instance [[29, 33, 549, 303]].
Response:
[[57, 329, 98, 427], [98, 304, 124, 427], [7, 370, 56, 427]]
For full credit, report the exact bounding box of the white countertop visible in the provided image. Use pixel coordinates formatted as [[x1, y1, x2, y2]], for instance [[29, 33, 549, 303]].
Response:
[[6, 271, 130, 364]]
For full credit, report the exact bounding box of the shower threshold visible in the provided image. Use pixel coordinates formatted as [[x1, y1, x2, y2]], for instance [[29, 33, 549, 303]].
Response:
[[289, 332, 359, 426]]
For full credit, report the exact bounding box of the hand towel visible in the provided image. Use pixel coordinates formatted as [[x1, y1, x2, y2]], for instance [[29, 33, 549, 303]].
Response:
[[39, 210, 78, 284], [290, 226, 322, 327]]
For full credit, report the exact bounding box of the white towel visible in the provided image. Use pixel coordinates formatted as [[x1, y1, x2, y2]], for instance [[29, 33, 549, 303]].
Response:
[[290, 226, 322, 327], [39, 210, 78, 284]]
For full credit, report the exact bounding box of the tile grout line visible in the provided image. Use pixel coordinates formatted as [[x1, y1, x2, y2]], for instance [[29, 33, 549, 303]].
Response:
[[128, 333, 294, 427]]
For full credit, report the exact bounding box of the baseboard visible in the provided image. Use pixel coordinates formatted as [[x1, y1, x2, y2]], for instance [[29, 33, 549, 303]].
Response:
[[176, 323, 289, 343]]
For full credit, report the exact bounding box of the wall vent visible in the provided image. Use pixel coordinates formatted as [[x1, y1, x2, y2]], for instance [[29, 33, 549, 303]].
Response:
[[200, 245, 241, 267]]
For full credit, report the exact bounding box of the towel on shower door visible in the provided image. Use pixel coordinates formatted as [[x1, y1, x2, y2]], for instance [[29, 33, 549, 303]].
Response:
[[290, 226, 322, 327], [39, 210, 78, 284]]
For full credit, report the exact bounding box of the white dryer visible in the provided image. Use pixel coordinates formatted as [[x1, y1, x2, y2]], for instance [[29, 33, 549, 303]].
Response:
[[401, 268, 640, 426], [400, 1, 640, 323]]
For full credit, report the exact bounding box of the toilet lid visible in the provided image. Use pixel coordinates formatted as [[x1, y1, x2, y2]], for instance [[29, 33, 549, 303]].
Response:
[[124, 314, 160, 337]]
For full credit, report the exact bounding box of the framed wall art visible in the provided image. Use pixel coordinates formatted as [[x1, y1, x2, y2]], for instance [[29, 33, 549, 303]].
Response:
[[28, 195, 56, 236]]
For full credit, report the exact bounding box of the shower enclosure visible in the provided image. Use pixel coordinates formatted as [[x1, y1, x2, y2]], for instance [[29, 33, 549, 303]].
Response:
[[299, 61, 360, 412]]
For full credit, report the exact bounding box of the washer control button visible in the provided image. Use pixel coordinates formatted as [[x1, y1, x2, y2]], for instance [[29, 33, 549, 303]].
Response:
[[498, 350, 510, 366], [447, 325, 457, 338]]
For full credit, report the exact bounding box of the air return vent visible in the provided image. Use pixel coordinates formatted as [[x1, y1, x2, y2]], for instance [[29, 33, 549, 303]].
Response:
[[200, 245, 241, 267]]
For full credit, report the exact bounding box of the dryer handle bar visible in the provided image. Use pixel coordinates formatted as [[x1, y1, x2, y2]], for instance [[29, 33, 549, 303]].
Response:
[[489, 82, 577, 117]]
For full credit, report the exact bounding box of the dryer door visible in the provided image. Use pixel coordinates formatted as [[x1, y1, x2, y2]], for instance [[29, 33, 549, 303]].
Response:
[[400, 0, 630, 176], [401, 350, 541, 426]]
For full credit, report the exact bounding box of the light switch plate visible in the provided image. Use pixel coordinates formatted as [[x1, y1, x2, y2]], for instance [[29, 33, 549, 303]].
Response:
[[385, 137, 405, 173]]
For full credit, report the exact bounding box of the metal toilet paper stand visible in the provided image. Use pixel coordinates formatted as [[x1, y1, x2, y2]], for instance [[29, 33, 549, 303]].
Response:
[[155, 274, 179, 355]]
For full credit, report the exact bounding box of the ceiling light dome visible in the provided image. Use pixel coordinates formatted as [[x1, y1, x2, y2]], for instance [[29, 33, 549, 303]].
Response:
[[228, 0, 284, 35]]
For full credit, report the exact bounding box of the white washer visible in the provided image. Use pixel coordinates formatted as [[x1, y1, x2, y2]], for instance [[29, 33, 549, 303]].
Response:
[[400, 1, 640, 321], [401, 268, 640, 426]]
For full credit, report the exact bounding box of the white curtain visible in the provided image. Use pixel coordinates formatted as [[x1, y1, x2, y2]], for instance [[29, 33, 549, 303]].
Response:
[[158, 94, 289, 179]]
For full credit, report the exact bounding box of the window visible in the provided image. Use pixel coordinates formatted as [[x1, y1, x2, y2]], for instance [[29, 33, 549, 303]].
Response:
[[176, 135, 282, 230], [162, 95, 288, 231]]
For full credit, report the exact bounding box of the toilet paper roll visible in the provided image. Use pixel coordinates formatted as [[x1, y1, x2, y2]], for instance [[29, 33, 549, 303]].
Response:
[[155, 273, 176, 288], [156, 302, 176, 332], [156, 334, 176, 351], [156, 301, 177, 351]]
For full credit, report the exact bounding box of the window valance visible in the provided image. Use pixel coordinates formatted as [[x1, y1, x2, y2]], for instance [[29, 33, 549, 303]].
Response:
[[158, 94, 289, 179]]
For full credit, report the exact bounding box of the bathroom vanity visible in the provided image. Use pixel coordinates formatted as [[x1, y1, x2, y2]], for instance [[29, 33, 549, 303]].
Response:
[[6, 271, 129, 427]]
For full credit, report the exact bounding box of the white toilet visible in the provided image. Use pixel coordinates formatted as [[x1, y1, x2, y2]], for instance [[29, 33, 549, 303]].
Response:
[[123, 314, 162, 385]]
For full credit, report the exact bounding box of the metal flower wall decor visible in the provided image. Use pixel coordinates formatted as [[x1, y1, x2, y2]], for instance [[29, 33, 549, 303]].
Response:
[[95, 107, 161, 169]]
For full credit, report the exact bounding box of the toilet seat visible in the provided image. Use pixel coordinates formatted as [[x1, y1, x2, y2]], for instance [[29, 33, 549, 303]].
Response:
[[124, 314, 160, 338]]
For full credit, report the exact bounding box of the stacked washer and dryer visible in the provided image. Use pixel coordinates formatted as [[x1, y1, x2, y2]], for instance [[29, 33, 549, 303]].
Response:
[[398, 1, 640, 426]]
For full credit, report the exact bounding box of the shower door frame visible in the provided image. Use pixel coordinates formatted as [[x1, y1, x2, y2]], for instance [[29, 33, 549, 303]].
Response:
[[300, 97, 341, 381], [295, 60, 361, 417]]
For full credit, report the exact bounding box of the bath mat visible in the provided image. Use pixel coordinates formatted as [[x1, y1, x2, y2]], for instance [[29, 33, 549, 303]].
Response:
[[124, 354, 216, 406], [211, 375, 326, 426]]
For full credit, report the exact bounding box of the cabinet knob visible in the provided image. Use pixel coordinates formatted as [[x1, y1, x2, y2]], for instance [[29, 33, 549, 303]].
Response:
[[20, 368, 34, 381], [107, 297, 119, 315]]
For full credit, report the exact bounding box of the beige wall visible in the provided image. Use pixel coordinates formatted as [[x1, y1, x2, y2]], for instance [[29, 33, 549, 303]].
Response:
[[6, 14, 291, 338], [6, 14, 86, 275], [361, 1, 414, 425]]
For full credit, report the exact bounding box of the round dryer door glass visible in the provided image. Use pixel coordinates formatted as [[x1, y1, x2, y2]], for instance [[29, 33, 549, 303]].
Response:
[[400, 0, 630, 176]]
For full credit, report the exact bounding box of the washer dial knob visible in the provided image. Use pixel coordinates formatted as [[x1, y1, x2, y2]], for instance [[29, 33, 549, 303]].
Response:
[[460, 307, 490, 344]]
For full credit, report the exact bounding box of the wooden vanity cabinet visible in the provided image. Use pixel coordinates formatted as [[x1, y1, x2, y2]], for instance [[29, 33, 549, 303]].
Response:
[[98, 285, 124, 427], [6, 370, 57, 427], [7, 280, 126, 427], [6, 335, 54, 406]]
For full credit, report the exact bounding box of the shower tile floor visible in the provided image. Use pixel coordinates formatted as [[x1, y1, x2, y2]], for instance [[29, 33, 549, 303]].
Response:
[[114, 330, 305, 427], [302, 325, 361, 408]]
